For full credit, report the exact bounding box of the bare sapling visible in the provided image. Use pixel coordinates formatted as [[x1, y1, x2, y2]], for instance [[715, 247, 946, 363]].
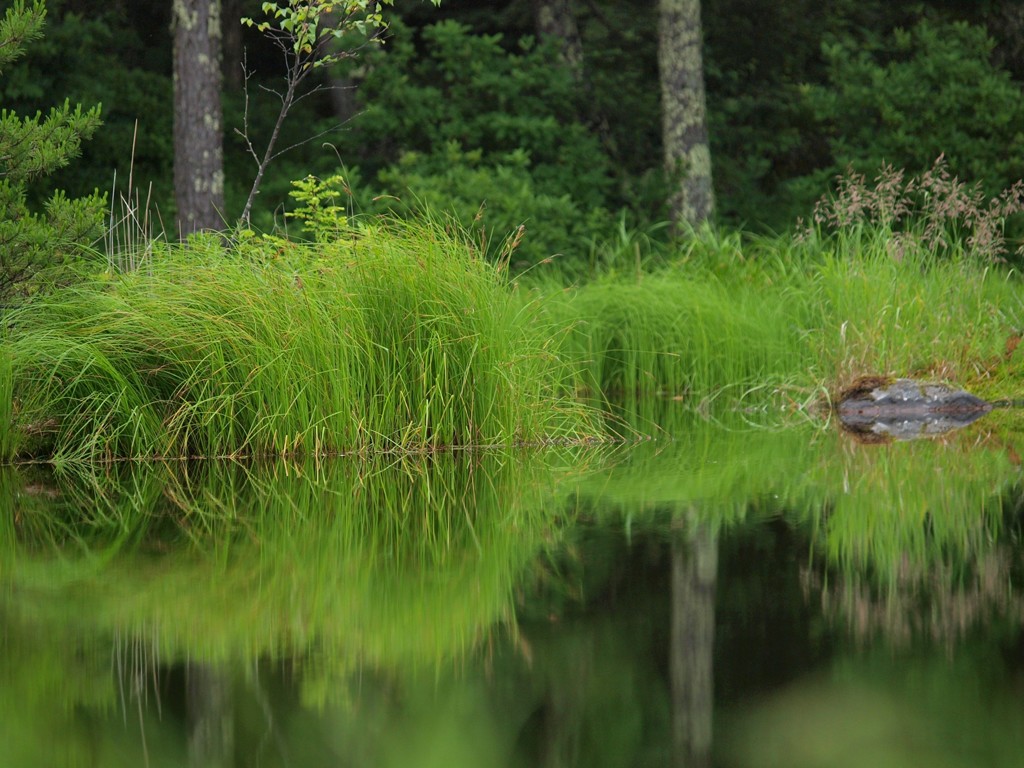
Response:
[[237, 0, 439, 227]]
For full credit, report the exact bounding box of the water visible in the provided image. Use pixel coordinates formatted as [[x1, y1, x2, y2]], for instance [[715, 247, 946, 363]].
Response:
[[2, 410, 1022, 767]]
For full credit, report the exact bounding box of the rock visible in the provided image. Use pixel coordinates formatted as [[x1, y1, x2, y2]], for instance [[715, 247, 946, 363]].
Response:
[[836, 377, 992, 440]]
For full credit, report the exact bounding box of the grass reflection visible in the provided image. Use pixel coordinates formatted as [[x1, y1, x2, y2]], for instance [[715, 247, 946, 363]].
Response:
[[0, 412, 1020, 765], [575, 405, 1024, 646], [0, 451, 580, 709]]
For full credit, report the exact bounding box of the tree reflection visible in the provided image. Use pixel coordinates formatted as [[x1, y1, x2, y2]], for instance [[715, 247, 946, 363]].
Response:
[[670, 518, 717, 768], [187, 662, 234, 768], [803, 546, 1024, 651]]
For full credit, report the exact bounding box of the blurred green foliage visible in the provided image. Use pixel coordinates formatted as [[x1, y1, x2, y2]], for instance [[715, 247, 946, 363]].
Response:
[[792, 17, 1024, 206], [2, 0, 1024, 267], [336, 19, 616, 266]]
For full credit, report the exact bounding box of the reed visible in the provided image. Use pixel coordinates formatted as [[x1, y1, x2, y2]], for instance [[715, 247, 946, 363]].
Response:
[[2, 219, 597, 464], [2, 192, 1021, 464], [547, 270, 804, 408]]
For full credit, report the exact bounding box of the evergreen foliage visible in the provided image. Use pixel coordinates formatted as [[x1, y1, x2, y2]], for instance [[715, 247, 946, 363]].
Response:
[[0, 0, 104, 301]]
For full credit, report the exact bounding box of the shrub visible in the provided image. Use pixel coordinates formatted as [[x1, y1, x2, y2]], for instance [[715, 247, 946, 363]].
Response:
[[794, 19, 1024, 204], [376, 143, 608, 270]]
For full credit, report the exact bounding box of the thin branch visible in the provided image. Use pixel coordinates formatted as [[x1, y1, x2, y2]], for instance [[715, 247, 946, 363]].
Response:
[[269, 121, 347, 163], [236, 1, 403, 227]]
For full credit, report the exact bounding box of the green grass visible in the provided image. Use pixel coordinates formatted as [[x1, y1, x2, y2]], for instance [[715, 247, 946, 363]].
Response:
[[540, 265, 804, 407], [533, 223, 1024, 412], [798, 230, 1024, 398], [0, 219, 597, 465], [2, 205, 1023, 465]]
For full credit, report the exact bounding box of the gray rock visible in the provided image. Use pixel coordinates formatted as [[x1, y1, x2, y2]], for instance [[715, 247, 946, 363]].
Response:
[[837, 378, 992, 440]]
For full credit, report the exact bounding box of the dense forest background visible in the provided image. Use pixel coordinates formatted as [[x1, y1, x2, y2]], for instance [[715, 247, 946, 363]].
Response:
[[7, 0, 1024, 268]]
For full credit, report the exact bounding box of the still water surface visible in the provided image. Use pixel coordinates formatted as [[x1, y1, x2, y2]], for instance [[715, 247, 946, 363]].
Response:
[[2, 411, 1023, 767]]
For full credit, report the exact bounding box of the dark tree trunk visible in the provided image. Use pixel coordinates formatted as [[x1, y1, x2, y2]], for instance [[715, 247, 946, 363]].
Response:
[[326, 75, 359, 127], [533, 0, 619, 161], [173, 0, 225, 236], [317, 10, 360, 126], [989, 1, 1024, 75], [658, 0, 714, 229], [221, 0, 244, 90]]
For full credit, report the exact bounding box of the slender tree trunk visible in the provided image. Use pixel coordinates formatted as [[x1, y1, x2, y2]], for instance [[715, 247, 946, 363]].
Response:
[[533, 0, 619, 162], [317, 11, 360, 126], [658, 0, 714, 229], [670, 518, 717, 768], [221, 0, 244, 90], [173, 0, 225, 236]]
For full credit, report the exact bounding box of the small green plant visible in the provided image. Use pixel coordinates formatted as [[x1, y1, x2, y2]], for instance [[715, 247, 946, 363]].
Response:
[[285, 173, 349, 241], [0, 0, 105, 301]]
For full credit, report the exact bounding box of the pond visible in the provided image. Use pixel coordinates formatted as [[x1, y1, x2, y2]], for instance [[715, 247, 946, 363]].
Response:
[[2, 408, 1023, 767]]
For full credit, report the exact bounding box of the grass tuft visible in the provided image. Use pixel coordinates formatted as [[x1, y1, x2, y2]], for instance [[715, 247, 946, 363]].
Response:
[[2, 219, 597, 465], [532, 215, 1024, 411]]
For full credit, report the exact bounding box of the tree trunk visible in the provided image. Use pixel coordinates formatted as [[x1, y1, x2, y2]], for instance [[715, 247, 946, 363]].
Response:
[[533, 0, 620, 162], [173, 0, 225, 236], [221, 0, 244, 90], [658, 0, 714, 229], [318, 11, 360, 126], [533, 0, 585, 83]]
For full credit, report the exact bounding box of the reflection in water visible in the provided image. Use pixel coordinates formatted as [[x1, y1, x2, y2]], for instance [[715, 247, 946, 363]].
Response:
[[187, 662, 233, 768], [574, 408, 1024, 766], [804, 547, 1024, 652], [719, 648, 1024, 768], [0, 407, 1021, 765], [583, 407, 1022, 601], [2, 453, 569, 669], [670, 520, 716, 768], [0, 452, 580, 765]]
